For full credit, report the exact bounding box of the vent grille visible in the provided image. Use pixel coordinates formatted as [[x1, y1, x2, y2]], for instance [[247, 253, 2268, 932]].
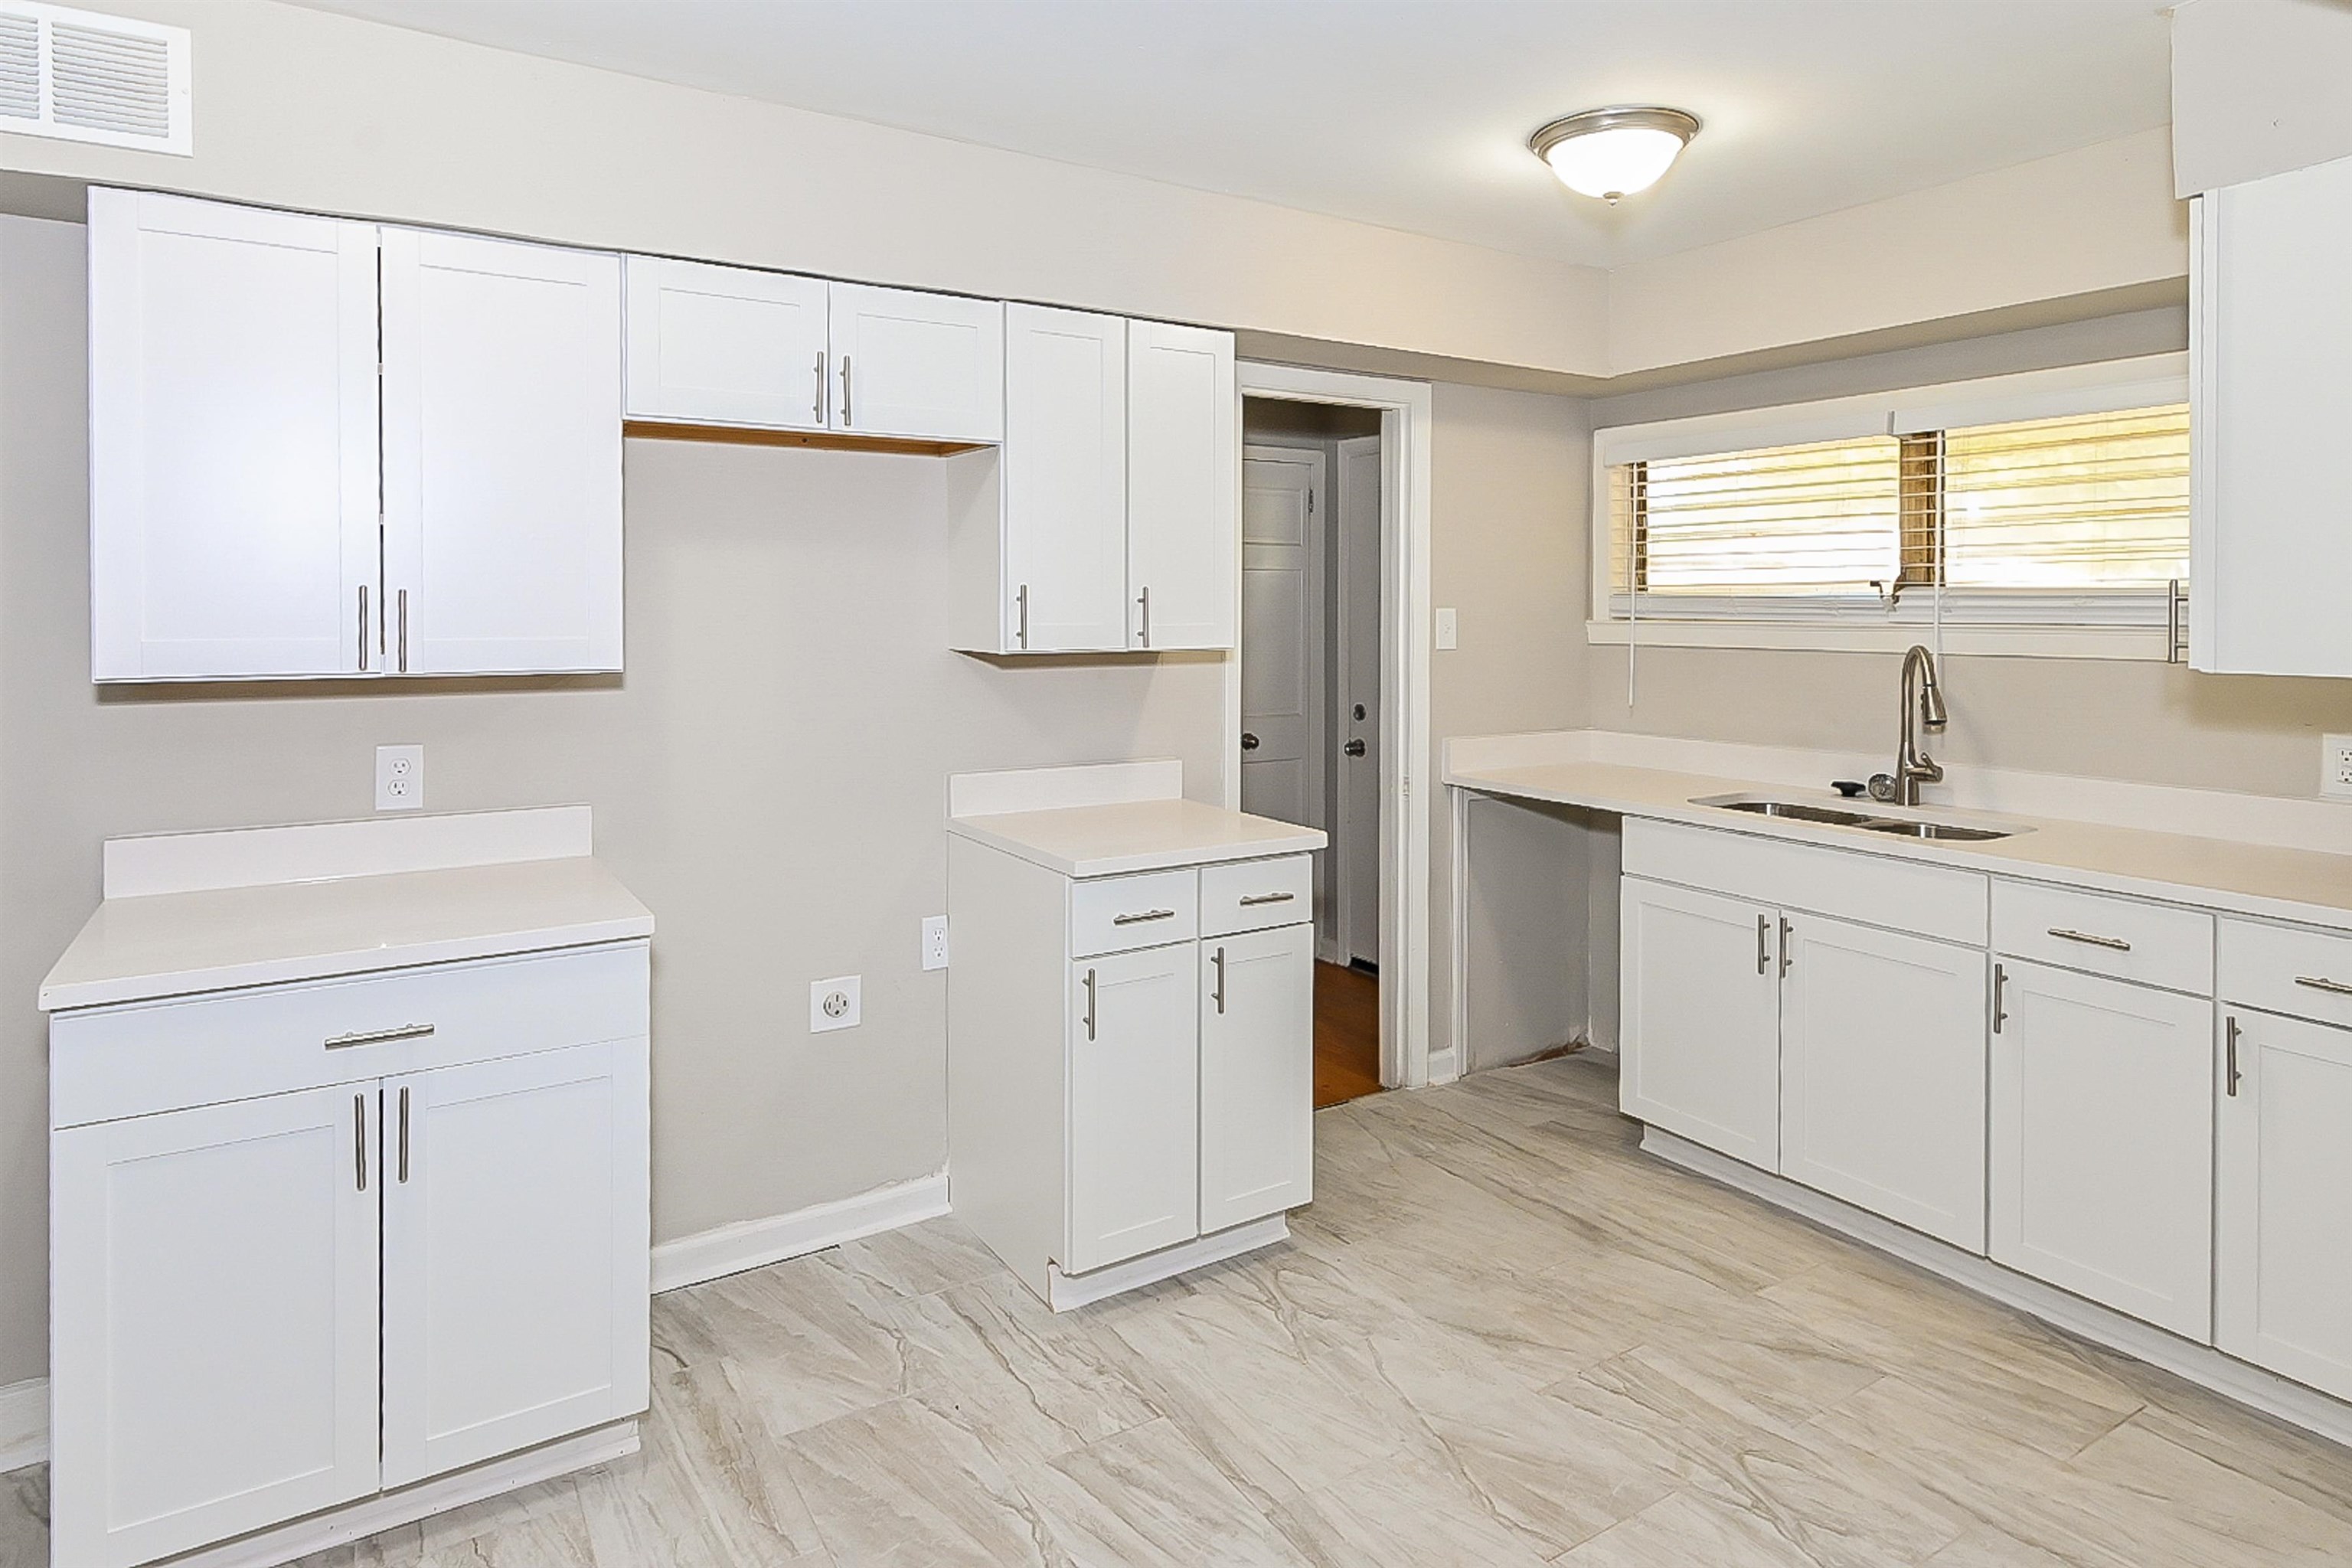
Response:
[[0, 2, 188, 155]]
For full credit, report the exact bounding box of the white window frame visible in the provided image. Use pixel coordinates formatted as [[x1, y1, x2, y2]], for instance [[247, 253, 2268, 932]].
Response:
[[1589, 353, 2190, 660]]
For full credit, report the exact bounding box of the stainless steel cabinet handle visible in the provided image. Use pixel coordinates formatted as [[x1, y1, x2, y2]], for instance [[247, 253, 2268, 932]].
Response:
[[1082, 968, 1097, 1040], [815, 350, 827, 424], [1756, 915, 1770, 976], [1992, 962, 2008, 1034], [1016, 584, 1029, 649], [2225, 1015, 2243, 1098], [397, 1085, 411, 1183], [1779, 916, 1794, 978], [2295, 975, 2352, 997], [2047, 928, 2131, 952], [840, 354, 853, 426], [358, 585, 370, 671], [1136, 586, 1151, 648], [1238, 892, 1295, 907], [354, 1093, 368, 1191], [397, 589, 410, 674], [324, 1022, 436, 1050], [1212, 946, 1227, 1014], [1112, 909, 1176, 926]]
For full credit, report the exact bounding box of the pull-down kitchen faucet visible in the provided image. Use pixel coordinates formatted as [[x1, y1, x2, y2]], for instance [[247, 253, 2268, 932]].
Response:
[[1882, 643, 1949, 807]]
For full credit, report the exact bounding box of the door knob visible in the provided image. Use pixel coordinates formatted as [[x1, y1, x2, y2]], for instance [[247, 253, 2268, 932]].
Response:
[[1240, 732, 1261, 751], [1344, 740, 1367, 757]]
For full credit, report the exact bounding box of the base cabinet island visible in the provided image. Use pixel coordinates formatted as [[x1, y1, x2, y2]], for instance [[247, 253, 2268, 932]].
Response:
[[946, 761, 1325, 1309], [40, 808, 653, 1568]]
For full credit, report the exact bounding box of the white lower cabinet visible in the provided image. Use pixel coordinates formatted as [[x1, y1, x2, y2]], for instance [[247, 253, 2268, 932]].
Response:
[[1067, 945, 1200, 1274], [1200, 921, 1316, 1232], [381, 1041, 650, 1487], [1990, 959, 2214, 1340], [1619, 877, 1779, 1170], [48, 942, 652, 1568], [948, 838, 1315, 1306], [2216, 1007, 2352, 1400], [50, 1087, 382, 1568], [1780, 916, 1988, 1251]]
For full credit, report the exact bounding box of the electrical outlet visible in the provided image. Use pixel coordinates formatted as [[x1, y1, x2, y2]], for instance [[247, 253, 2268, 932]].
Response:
[[921, 915, 950, 972], [1435, 607, 1459, 650], [810, 975, 861, 1033], [2324, 735, 2352, 799], [374, 745, 424, 812]]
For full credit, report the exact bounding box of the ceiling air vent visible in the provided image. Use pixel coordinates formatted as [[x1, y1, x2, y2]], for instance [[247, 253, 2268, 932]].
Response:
[[0, 2, 188, 155]]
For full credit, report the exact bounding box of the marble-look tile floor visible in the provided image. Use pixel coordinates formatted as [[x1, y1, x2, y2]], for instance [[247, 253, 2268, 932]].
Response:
[[9, 1052, 2352, 1567]]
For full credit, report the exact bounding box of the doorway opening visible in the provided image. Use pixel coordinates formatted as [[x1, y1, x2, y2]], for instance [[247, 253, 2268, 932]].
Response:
[[1240, 397, 1385, 1108]]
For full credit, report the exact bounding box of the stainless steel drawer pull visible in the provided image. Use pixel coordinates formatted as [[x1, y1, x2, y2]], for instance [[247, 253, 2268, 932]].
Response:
[[2047, 928, 2132, 952], [324, 1023, 437, 1050], [354, 1093, 368, 1191], [2225, 1016, 2243, 1098], [1756, 915, 1769, 976], [1992, 963, 2008, 1034], [1112, 910, 1177, 926], [1211, 946, 1227, 1014], [2295, 975, 2352, 997], [1082, 968, 1097, 1040], [1237, 892, 1295, 907], [397, 1085, 412, 1184]]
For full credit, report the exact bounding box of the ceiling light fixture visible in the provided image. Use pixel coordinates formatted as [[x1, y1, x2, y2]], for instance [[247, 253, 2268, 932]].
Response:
[[1529, 106, 1701, 204]]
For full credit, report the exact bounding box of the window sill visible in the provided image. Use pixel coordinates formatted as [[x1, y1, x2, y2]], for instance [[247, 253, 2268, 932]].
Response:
[[1584, 620, 2174, 662]]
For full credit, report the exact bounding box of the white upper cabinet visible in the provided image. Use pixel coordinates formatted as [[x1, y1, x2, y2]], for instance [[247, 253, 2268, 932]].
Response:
[[623, 256, 829, 430], [1001, 304, 1131, 653], [1126, 320, 1238, 651], [88, 189, 380, 681], [2191, 152, 2352, 678], [381, 229, 623, 675], [828, 283, 1004, 443]]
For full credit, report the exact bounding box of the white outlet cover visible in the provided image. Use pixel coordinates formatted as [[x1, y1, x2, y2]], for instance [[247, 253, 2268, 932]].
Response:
[[1435, 607, 1459, 650], [2324, 734, 2352, 799], [810, 975, 862, 1033], [921, 915, 950, 972], [374, 744, 424, 812]]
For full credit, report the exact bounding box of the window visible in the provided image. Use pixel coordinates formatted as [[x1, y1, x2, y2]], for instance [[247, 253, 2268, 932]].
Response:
[[1594, 356, 2191, 658]]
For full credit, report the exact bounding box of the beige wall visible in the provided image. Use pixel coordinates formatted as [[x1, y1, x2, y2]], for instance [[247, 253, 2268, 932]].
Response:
[[0, 216, 1232, 1387], [1583, 305, 2352, 795]]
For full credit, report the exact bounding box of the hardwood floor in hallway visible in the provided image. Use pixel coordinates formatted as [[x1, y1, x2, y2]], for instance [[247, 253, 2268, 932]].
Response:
[[1312, 961, 1381, 1108], [7, 1054, 2351, 1567]]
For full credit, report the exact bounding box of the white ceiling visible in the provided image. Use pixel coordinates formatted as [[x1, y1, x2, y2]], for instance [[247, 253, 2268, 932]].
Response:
[[286, 0, 2175, 269]]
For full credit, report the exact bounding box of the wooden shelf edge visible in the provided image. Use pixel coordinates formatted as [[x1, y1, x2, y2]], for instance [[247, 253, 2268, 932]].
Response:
[[622, 420, 993, 459]]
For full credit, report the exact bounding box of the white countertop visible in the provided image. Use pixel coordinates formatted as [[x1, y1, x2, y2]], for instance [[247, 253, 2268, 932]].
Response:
[[949, 798, 1326, 879], [41, 854, 654, 1012], [1446, 755, 2352, 932]]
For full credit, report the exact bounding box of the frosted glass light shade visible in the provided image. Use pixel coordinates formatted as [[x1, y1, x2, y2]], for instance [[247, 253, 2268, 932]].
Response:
[[1530, 107, 1700, 203]]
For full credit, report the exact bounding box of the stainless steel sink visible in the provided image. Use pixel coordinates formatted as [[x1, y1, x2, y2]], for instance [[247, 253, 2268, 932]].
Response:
[[1694, 794, 2020, 842], [1713, 799, 1880, 827]]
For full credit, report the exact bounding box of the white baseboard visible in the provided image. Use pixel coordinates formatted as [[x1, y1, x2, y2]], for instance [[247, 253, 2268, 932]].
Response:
[[1047, 1216, 1289, 1312], [0, 1377, 44, 1471], [650, 1174, 950, 1294], [1642, 1129, 2352, 1453]]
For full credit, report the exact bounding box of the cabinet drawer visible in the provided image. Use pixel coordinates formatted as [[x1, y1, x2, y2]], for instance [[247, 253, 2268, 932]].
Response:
[[2219, 917, 2352, 1028], [50, 942, 650, 1129], [1991, 880, 2212, 994], [1622, 818, 1986, 946], [1200, 855, 1312, 937], [1069, 869, 1198, 958]]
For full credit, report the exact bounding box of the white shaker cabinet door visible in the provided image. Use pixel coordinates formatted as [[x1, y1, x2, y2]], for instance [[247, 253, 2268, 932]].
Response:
[[624, 256, 829, 430], [50, 1086, 381, 1568], [827, 282, 1004, 443], [1003, 304, 1129, 652], [1200, 921, 1314, 1233], [2192, 155, 2352, 678], [381, 1039, 651, 1488], [381, 227, 624, 675], [2217, 1009, 2352, 1400], [1619, 877, 1781, 1171], [1126, 320, 1238, 650], [1779, 915, 1988, 1250], [1990, 962, 2214, 1340], [87, 188, 380, 681], [1067, 944, 1199, 1274]]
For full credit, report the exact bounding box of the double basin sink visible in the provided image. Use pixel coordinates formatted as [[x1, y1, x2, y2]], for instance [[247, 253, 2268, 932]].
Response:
[[1695, 794, 2021, 842]]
